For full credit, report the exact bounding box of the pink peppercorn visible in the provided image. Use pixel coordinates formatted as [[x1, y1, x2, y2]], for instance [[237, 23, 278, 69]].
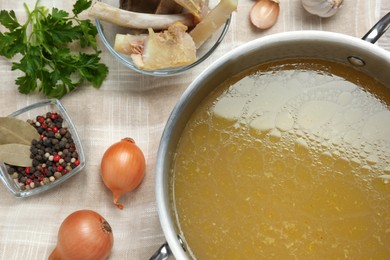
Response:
[[24, 167, 31, 174], [53, 154, 60, 162], [37, 116, 44, 123], [52, 126, 59, 133], [57, 165, 64, 172], [74, 159, 80, 166], [25, 179, 32, 185], [40, 168, 48, 174], [50, 113, 58, 120]]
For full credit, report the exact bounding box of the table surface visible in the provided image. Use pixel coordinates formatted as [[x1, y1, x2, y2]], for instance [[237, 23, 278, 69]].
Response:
[[0, 0, 389, 259]]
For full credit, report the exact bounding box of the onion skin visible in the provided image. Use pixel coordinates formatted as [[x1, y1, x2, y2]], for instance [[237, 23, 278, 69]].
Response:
[[250, 0, 280, 29], [101, 137, 146, 209], [49, 210, 114, 260]]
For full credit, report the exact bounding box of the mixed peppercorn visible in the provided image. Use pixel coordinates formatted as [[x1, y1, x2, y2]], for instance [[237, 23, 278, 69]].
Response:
[[6, 112, 80, 190]]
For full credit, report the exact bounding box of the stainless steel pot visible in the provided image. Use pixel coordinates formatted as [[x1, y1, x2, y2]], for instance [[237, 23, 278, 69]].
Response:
[[152, 12, 390, 260]]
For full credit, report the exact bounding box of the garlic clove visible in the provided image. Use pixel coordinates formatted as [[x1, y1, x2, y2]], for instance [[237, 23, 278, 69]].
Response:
[[250, 0, 280, 30], [301, 0, 344, 18]]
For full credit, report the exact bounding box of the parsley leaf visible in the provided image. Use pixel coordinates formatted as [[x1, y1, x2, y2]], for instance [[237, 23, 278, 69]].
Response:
[[77, 52, 108, 87], [0, 0, 108, 98], [0, 27, 27, 58], [72, 0, 92, 16], [0, 10, 20, 30]]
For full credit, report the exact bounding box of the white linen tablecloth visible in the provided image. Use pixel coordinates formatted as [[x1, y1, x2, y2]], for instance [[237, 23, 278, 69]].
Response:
[[0, 0, 389, 259]]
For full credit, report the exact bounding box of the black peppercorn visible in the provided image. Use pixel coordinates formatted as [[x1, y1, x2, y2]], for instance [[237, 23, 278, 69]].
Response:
[[8, 167, 16, 174], [32, 159, 39, 167]]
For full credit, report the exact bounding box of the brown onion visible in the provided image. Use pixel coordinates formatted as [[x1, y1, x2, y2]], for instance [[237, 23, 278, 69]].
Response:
[[101, 137, 146, 209], [250, 0, 280, 29], [49, 210, 114, 260]]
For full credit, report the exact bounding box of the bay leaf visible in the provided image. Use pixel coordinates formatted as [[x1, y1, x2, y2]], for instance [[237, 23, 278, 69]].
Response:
[[0, 143, 32, 167], [0, 117, 39, 145]]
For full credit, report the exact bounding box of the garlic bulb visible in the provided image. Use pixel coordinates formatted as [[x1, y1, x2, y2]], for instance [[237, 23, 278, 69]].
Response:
[[301, 0, 344, 18]]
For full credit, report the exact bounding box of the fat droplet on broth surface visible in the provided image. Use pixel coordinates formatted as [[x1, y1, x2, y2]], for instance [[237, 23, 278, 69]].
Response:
[[363, 144, 375, 154], [378, 175, 390, 184], [249, 111, 277, 132], [247, 80, 305, 115], [295, 138, 309, 155], [269, 128, 282, 142], [297, 100, 342, 130], [213, 96, 247, 121], [362, 111, 390, 142], [361, 165, 372, 174], [320, 151, 333, 165], [350, 157, 362, 167], [275, 111, 294, 132], [234, 76, 257, 95]]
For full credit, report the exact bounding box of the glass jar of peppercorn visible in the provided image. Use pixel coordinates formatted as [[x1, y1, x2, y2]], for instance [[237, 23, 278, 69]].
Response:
[[0, 99, 85, 198]]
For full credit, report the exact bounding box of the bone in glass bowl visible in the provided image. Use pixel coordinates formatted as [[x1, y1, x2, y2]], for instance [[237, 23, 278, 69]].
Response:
[[0, 99, 85, 198], [94, 0, 232, 76]]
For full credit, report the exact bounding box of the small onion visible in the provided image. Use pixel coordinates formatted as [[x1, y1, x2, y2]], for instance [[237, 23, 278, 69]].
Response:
[[101, 137, 146, 209], [49, 210, 114, 260], [250, 0, 280, 29]]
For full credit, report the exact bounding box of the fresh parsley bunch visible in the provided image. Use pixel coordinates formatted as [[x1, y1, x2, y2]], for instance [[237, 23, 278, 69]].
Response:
[[0, 0, 108, 98]]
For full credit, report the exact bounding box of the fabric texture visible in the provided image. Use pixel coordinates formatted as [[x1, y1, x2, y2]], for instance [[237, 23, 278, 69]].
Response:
[[0, 0, 389, 259]]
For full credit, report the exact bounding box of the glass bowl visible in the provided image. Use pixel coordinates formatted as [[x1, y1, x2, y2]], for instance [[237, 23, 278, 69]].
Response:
[[0, 99, 85, 198], [95, 0, 231, 76]]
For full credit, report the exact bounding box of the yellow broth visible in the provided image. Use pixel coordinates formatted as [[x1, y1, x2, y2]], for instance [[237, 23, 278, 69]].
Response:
[[171, 59, 390, 259]]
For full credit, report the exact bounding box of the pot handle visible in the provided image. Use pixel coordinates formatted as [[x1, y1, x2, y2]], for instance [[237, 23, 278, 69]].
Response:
[[149, 242, 171, 260], [362, 12, 390, 44]]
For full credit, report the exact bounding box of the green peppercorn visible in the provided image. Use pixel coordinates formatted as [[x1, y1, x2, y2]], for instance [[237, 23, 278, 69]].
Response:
[[54, 172, 62, 179], [43, 178, 50, 185]]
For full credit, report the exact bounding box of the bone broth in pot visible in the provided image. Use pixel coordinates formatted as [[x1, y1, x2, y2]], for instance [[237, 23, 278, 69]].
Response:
[[153, 13, 390, 260]]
